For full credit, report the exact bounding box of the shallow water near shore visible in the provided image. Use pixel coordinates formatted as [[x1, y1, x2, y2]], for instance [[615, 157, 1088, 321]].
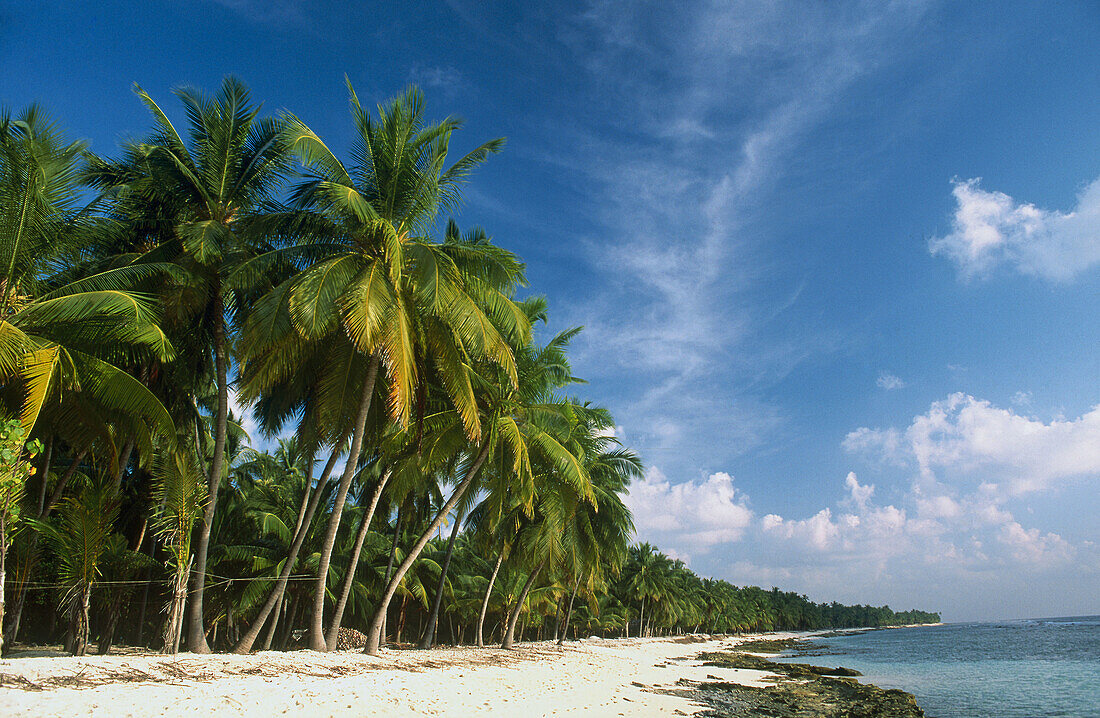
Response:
[[781, 616, 1100, 717]]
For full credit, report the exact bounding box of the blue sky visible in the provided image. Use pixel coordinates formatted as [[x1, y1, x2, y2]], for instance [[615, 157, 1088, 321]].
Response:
[[4, 0, 1098, 621]]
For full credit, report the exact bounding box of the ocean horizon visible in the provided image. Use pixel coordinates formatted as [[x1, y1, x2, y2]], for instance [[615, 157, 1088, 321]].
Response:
[[782, 615, 1100, 717]]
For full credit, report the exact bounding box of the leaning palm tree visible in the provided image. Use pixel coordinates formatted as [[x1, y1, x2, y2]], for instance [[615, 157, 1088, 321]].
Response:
[[363, 302, 590, 655], [86, 78, 295, 652], [235, 83, 525, 652], [556, 410, 639, 644]]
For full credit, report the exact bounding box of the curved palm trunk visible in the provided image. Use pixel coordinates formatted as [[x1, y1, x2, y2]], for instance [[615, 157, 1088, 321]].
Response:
[[476, 549, 503, 647], [188, 296, 229, 654], [233, 449, 340, 654], [364, 439, 492, 655], [418, 506, 463, 649], [260, 593, 282, 651], [36, 436, 53, 517], [501, 559, 546, 649], [557, 577, 580, 646], [309, 356, 378, 652], [325, 468, 391, 650]]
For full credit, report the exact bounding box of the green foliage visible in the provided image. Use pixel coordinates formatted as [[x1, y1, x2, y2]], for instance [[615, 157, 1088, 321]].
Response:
[[29, 477, 119, 607], [0, 418, 41, 541]]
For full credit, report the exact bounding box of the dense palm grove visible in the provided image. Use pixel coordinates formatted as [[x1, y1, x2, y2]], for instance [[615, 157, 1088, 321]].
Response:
[[0, 78, 938, 657]]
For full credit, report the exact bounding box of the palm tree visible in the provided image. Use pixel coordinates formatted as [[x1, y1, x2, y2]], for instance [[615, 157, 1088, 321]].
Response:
[[150, 444, 207, 653], [86, 77, 296, 652], [30, 476, 119, 655], [239, 83, 522, 651], [361, 301, 590, 655], [557, 411, 639, 644], [0, 105, 175, 438]]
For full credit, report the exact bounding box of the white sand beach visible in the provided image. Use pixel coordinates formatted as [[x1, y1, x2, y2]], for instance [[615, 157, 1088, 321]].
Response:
[[0, 634, 792, 717]]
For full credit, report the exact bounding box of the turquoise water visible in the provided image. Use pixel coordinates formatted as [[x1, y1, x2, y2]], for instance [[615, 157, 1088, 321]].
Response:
[[782, 616, 1100, 717]]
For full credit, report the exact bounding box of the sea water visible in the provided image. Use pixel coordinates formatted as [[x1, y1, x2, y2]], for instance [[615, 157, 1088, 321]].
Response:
[[782, 616, 1100, 718]]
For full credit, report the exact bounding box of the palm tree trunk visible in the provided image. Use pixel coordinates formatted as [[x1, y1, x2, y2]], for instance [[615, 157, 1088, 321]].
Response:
[[261, 593, 282, 651], [258, 465, 310, 652], [110, 438, 135, 495], [476, 549, 503, 647], [163, 556, 192, 654], [637, 595, 645, 638], [502, 560, 546, 649], [325, 468, 391, 650], [380, 505, 402, 644], [309, 356, 379, 651], [233, 448, 341, 654], [97, 591, 125, 655], [418, 506, 463, 649], [278, 592, 299, 650], [558, 577, 580, 646], [42, 446, 90, 518], [35, 436, 52, 517], [364, 439, 492, 656], [188, 295, 229, 654], [72, 585, 92, 656]]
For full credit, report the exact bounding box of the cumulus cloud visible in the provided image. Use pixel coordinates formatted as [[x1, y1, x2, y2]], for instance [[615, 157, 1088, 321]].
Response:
[[930, 177, 1100, 281], [843, 471, 874, 510], [876, 371, 906, 390], [625, 467, 754, 554], [637, 393, 1098, 617], [846, 393, 1100, 496]]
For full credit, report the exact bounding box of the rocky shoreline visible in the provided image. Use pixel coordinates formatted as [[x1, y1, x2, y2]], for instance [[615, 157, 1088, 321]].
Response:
[[661, 638, 925, 717]]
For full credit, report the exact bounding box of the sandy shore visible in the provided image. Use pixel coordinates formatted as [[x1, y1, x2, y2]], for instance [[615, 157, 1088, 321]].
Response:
[[0, 634, 797, 717]]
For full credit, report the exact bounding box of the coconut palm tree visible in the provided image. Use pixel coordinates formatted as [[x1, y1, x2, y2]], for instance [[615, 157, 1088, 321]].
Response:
[[0, 105, 175, 439], [150, 444, 206, 653], [362, 300, 590, 655], [556, 412, 639, 644], [237, 85, 524, 651], [84, 77, 296, 652]]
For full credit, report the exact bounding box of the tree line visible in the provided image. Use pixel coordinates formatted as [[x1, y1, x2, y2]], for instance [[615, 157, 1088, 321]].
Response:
[[0, 77, 939, 656]]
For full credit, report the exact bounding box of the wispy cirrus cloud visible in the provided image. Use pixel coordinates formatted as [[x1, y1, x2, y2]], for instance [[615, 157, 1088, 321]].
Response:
[[876, 371, 906, 390], [548, 1, 932, 470]]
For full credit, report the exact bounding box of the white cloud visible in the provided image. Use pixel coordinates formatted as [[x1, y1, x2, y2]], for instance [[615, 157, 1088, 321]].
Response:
[[908, 393, 1100, 495], [847, 393, 1100, 496], [408, 64, 466, 97], [553, 2, 931, 477], [876, 371, 906, 390], [625, 468, 754, 556], [625, 394, 1099, 618], [842, 426, 904, 462], [930, 177, 1100, 281], [843, 471, 874, 510]]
